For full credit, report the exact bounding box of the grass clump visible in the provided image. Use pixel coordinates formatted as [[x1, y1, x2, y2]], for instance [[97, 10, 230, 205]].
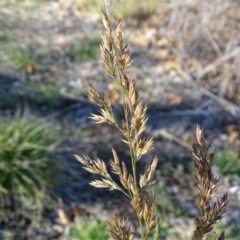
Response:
[[74, 128, 93, 138], [74, 5, 229, 240], [0, 28, 8, 42], [7, 45, 34, 70], [0, 109, 61, 214], [215, 150, 240, 179], [70, 38, 101, 61], [113, 0, 156, 19], [1, 0, 42, 7], [75, 0, 156, 19], [24, 82, 63, 107], [0, 80, 68, 110], [208, 222, 240, 240], [69, 215, 109, 240]]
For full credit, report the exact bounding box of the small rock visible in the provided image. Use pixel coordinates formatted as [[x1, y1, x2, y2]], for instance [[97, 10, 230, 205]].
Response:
[[52, 224, 64, 234], [229, 185, 239, 194]]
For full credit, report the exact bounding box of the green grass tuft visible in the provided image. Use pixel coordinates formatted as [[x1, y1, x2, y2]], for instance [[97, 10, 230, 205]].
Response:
[[69, 216, 109, 240], [7, 45, 33, 69], [23, 82, 63, 107], [215, 150, 240, 179], [207, 222, 240, 240], [70, 39, 101, 61], [0, 109, 61, 212]]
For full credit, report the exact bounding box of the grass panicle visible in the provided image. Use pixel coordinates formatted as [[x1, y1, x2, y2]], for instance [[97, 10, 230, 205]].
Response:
[[74, 6, 229, 240], [192, 125, 228, 240], [74, 7, 158, 239]]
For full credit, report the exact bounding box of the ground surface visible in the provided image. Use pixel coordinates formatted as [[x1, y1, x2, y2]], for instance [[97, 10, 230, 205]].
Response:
[[0, 0, 240, 239]]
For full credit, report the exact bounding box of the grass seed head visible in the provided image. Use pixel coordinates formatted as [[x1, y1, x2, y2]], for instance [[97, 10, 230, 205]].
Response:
[[107, 214, 134, 240], [193, 126, 229, 240]]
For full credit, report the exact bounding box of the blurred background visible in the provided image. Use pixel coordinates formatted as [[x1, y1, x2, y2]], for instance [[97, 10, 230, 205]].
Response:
[[0, 0, 240, 239]]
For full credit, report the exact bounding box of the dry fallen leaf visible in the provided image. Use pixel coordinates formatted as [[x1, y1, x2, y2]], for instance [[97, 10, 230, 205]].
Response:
[[226, 125, 239, 145], [183, 33, 194, 42], [166, 93, 184, 105], [187, 58, 197, 68], [164, 60, 182, 72], [170, 38, 179, 49], [147, 10, 168, 27], [156, 37, 168, 47], [57, 208, 72, 226], [150, 49, 170, 61], [130, 31, 150, 49], [183, 134, 196, 145], [26, 62, 37, 74]]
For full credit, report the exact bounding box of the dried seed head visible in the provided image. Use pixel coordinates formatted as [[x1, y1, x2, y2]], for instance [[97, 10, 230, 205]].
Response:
[[81, 6, 160, 239], [119, 72, 129, 91], [74, 154, 89, 166], [131, 102, 148, 136], [110, 159, 122, 175], [107, 214, 134, 240], [100, 109, 115, 124], [91, 107, 115, 125], [121, 120, 129, 139], [101, 32, 113, 52], [101, 8, 111, 33], [148, 157, 158, 181], [128, 79, 138, 106], [118, 52, 132, 70], [112, 148, 120, 165], [140, 156, 158, 188], [103, 95, 112, 111], [90, 179, 116, 190], [134, 102, 147, 119], [148, 220, 157, 232], [130, 193, 142, 213], [100, 44, 115, 78], [136, 137, 154, 160], [85, 84, 105, 107], [196, 124, 205, 148], [74, 155, 109, 176], [120, 165, 134, 192], [110, 156, 134, 191], [193, 126, 229, 239], [90, 114, 108, 124], [115, 20, 123, 51]]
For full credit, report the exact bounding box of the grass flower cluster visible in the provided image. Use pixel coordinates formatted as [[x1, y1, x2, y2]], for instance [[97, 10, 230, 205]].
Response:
[[74, 6, 229, 240], [193, 126, 228, 240]]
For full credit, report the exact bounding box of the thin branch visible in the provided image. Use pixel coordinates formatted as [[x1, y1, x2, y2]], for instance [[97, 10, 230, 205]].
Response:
[[151, 129, 192, 150], [179, 68, 240, 116], [199, 46, 240, 79]]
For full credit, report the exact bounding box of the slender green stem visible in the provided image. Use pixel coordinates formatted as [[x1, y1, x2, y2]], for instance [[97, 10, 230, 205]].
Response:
[[131, 147, 138, 187], [136, 212, 145, 239], [106, 175, 130, 198]]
